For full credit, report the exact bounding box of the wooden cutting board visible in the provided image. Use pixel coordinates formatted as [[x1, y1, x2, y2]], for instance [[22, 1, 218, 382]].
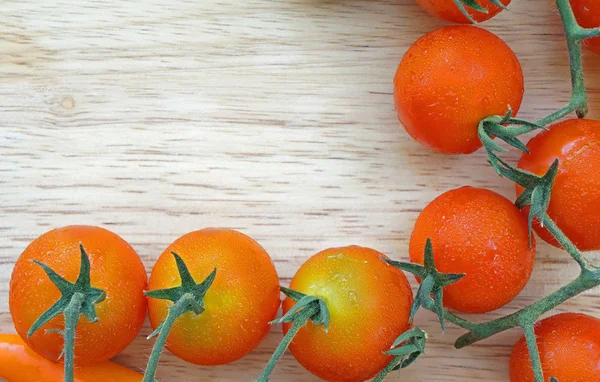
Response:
[[1, 1, 599, 380]]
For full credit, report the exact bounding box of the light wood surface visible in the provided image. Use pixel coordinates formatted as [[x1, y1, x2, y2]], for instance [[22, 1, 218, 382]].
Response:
[[1, 1, 600, 381]]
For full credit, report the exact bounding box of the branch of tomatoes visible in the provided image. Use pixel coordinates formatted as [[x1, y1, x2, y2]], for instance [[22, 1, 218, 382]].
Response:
[[394, 1, 600, 381]]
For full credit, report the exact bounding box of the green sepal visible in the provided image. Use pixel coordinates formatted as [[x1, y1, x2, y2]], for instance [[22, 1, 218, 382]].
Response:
[[384, 327, 428, 372], [494, 156, 559, 246], [27, 244, 106, 338], [145, 252, 216, 316], [384, 238, 464, 332], [280, 286, 307, 302], [272, 290, 330, 332], [550, 378, 559, 382], [478, 108, 546, 174]]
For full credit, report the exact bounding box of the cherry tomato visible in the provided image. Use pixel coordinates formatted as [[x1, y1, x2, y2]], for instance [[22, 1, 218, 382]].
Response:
[[571, 0, 600, 55], [509, 313, 600, 381], [9, 226, 147, 365], [410, 187, 535, 313], [0, 333, 143, 382], [394, 26, 524, 154], [282, 246, 413, 382], [517, 119, 600, 251], [417, 0, 511, 24], [147, 228, 280, 366]]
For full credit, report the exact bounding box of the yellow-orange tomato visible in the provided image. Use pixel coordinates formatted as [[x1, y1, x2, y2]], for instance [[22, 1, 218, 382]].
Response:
[[282, 246, 413, 382], [9, 226, 147, 365], [417, 0, 511, 24], [394, 26, 524, 154], [509, 313, 600, 381], [147, 228, 280, 366], [571, 0, 600, 54], [410, 187, 535, 313], [517, 119, 600, 251]]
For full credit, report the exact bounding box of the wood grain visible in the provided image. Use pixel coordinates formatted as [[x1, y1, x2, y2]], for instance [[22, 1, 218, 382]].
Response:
[[1, 0, 600, 380]]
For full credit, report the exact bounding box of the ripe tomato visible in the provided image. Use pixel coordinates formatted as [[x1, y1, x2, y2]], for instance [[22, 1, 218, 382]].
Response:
[[517, 119, 600, 251], [509, 313, 600, 381], [394, 26, 524, 154], [282, 246, 413, 382], [417, 0, 511, 24], [571, 0, 600, 55], [147, 228, 280, 366], [410, 187, 535, 313], [9, 225, 147, 365]]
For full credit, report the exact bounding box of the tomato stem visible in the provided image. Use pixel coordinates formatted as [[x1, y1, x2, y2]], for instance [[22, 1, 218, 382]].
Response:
[[142, 252, 216, 382], [454, 267, 600, 349], [142, 293, 196, 382], [63, 293, 85, 382], [542, 214, 589, 269], [522, 324, 544, 382], [26, 244, 105, 382], [255, 304, 318, 382]]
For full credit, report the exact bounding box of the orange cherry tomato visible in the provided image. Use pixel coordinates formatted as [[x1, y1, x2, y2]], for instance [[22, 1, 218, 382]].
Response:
[[410, 187, 535, 313], [0, 333, 143, 382], [147, 228, 280, 366], [509, 313, 600, 382], [282, 246, 413, 382], [394, 26, 524, 154], [9, 226, 147, 365], [417, 0, 511, 24], [517, 119, 600, 251], [571, 0, 600, 54]]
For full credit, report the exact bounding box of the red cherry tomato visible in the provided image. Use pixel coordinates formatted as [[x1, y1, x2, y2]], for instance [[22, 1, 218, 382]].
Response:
[[394, 26, 524, 154]]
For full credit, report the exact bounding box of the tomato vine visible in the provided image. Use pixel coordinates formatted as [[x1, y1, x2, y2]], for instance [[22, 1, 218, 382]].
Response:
[[387, 1, 600, 381]]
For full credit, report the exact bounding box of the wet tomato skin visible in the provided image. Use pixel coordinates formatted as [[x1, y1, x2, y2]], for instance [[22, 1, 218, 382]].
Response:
[[147, 228, 280, 366], [9, 225, 148, 365], [410, 187, 535, 314], [282, 246, 413, 382], [571, 0, 600, 54], [394, 25, 523, 154], [509, 313, 600, 382], [517, 119, 600, 251], [417, 0, 511, 24]]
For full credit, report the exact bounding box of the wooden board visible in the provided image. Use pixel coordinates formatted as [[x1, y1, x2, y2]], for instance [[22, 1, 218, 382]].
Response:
[[1, 0, 600, 380]]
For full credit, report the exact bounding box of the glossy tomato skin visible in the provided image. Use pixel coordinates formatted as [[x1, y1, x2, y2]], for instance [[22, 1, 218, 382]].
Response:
[[9, 226, 148, 365], [282, 246, 413, 382], [517, 119, 600, 251], [410, 187, 535, 313], [509, 313, 600, 381], [571, 0, 600, 54], [417, 0, 511, 24], [148, 228, 280, 366], [394, 26, 523, 154]]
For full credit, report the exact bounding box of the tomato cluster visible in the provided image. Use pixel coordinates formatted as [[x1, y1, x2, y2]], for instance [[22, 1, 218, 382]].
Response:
[[4, 1, 600, 382]]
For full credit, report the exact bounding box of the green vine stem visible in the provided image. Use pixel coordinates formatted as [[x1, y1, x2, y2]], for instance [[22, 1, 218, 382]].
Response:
[[522, 323, 544, 382], [28, 244, 106, 382], [389, 1, 600, 380], [255, 287, 330, 382], [142, 252, 216, 382]]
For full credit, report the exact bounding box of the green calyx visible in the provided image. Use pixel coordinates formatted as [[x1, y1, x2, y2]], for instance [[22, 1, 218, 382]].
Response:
[[384, 238, 464, 332], [142, 252, 216, 382], [29, 244, 105, 382], [478, 107, 546, 174], [453, 0, 508, 24], [373, 327, 428, 382], [255, 287, 330, 382]]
